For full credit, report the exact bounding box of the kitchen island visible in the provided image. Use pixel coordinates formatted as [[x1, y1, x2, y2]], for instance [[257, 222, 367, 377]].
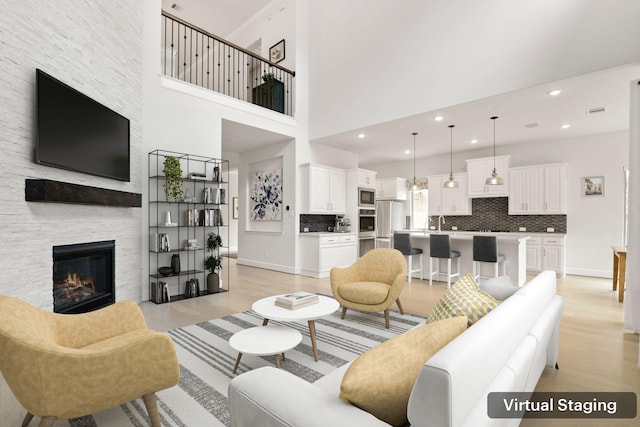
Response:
[[406, 231, 529, 286]]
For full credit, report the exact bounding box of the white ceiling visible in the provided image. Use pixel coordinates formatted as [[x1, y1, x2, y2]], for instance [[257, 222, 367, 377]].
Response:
[[163, 2, 640, 166], [315, 62, 640, 167], [161, 0, 270, 38]]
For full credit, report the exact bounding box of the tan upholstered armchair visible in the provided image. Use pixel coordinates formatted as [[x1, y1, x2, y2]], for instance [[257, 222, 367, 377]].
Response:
[[0, 296, 180, 427], [330, 248, 407, 328]]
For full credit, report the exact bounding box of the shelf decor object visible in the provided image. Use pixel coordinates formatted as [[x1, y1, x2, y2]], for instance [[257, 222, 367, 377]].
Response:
[[149, 150, 229, 303], [486, 116, 504, 186], [163, 155, 184, 201], [444, 125, 459, 189], [406, 132, 428, 191]]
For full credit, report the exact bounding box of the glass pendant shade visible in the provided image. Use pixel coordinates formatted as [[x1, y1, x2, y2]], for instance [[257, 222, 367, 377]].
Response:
[[444, 124, 459, 189], [485, 169, 504, 185], [486, 116, 503, 185], [406, 132, 428, 190]]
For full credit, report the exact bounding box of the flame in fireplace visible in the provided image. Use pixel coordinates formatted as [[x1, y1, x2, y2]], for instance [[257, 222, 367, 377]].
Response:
[[54, 272, 97, 305], [63, 272, 96, 291]]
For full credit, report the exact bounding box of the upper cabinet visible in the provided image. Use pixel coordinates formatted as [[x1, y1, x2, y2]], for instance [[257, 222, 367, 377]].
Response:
[[357, 168, 377, 188], [466, 155, 510, 198], [428, 173, 471, 216], [302, 164, 346, 214], [508, 163, 567, 214], [376, 177, 407, 200]]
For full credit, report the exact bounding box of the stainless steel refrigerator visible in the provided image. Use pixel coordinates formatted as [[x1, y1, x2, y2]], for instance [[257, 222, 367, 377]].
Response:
[[375, 201, 404, 248]]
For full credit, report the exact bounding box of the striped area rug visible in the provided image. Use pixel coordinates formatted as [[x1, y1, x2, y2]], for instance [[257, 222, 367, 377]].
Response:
[[68, 308, 424, 427]]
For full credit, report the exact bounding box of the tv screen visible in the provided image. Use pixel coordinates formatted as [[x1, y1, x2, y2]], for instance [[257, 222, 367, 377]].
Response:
[[35, 69, 130, 182]]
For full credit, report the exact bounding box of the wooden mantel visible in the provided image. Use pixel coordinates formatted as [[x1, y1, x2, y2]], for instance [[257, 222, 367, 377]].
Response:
[[25, 179, 142, 208]]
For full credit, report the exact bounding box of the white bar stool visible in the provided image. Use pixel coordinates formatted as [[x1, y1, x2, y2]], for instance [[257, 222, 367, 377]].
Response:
[[472, 235, 507, 280], [393, 232, 423, 282], [428, 234, 460, 289]]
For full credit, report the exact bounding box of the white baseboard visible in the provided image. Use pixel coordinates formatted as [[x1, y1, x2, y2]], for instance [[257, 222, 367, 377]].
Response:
[[236, 258, 297, 275], [565, 268, 611, 279]]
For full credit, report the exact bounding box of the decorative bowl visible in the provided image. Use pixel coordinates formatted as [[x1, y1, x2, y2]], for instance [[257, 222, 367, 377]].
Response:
[[158, 266, 174, 276]]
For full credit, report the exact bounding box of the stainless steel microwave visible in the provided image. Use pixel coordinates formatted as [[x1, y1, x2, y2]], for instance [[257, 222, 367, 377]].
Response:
[[358, 187, 376, 208]]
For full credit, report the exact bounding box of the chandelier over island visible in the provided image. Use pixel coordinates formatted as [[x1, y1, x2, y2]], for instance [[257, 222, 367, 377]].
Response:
[[406, 132, 428, 191]]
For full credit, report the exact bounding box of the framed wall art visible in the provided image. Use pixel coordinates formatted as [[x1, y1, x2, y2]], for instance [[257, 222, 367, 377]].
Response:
[[583, 176, 604, 196], [269, 39, 285, 63], [250, 168, 282, 221]]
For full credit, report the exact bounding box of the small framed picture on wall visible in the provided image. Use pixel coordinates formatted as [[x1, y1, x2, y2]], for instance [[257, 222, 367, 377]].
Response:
[[583, 176, 604, 196], [269, 39, 285, 63]]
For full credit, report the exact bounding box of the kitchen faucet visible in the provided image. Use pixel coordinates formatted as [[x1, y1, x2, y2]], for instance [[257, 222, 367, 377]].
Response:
[[438, 215, 445, 233]]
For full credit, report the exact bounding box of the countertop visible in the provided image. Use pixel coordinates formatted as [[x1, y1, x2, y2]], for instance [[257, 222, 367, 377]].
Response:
[[404, 230, 566, 237], [299, 231, 356, 237]]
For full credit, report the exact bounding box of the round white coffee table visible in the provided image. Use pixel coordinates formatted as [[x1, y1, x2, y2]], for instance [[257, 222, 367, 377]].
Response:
[[229, 325, 302, 374], [252, 294, 340, 362]]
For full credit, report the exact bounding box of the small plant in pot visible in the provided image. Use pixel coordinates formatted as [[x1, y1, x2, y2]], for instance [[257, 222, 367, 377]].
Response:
[[262, 72, 276, 83], [205, 232, 223, 293], [162, 155, 184, 202]]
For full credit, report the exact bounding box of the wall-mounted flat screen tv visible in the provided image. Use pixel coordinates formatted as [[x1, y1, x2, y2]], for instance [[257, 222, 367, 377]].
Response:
[[35, 69, 130, 182]]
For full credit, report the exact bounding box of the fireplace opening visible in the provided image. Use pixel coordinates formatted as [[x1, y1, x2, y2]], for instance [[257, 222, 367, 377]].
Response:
[[53, 240, 115, 314]]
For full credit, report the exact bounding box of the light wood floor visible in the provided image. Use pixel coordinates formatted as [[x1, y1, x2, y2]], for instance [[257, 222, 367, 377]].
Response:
[[140, 258, 640, 426]]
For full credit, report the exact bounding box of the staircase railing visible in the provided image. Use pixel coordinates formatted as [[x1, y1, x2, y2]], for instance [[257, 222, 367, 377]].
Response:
[[161, 12, 295, 116]]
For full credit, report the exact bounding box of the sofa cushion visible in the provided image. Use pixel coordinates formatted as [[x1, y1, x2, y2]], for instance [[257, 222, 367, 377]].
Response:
[[479, 275, 519, 300], [339, 316, 468, 426], [338, 281, 391, 305], [427, 273, 500, 326]]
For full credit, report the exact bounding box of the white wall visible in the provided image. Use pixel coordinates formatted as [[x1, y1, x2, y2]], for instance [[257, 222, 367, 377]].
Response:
[[143, 0, 298, 296], [229, 0, 297, 73], [369, 130, 628, 277], [308, 0, 640, 141], [0, 0, 144, 310]]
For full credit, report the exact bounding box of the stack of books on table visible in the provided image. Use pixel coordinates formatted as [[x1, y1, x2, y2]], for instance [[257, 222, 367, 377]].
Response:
[[275, 292, 319, 310]]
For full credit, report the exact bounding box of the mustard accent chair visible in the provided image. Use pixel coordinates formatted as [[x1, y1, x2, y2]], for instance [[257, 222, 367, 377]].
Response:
[[0, 296, 180, 427], [330, 248, 407, 328]]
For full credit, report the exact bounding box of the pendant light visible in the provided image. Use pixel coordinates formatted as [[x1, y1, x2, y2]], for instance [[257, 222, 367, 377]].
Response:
[[485, 116, 504, 185], [444, 125, 459, 188], [406, 132, 428, 191]]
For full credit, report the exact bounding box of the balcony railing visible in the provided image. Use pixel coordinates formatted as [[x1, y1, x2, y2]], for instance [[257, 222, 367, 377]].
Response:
[[161, 12, 295, 116]]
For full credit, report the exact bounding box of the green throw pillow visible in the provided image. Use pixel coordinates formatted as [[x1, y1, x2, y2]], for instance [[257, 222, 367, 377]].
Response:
[[339, 316, 468, 426], [427, 273, 500, 326]]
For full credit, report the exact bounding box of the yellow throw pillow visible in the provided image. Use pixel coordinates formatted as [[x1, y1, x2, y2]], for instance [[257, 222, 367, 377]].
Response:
[[339, 316, 468, 426], [427, 273, 500, 326]]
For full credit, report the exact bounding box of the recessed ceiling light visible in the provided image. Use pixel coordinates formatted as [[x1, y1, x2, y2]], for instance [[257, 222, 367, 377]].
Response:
[[434, 115, 444, 122], [561, 123, 571, 129], [357, 133, 365, 139], [470, 139, 478, 144], [548, 89, 562, 96], [404, 149, 411, 154]]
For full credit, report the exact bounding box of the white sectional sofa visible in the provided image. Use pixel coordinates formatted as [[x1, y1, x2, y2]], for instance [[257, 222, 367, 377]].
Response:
[[228, 270, 563, 427]]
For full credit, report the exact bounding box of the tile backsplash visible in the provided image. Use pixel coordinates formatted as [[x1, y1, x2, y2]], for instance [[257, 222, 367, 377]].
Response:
[[429, 197, 567, 233], [300, 214, 340, 232]]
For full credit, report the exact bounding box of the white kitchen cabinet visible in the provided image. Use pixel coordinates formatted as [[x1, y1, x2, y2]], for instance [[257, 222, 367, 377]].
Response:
[[542, 236, 565, 275], [525, 235, 565, 277], [466, 155, 510, 197], [357, 168, 377, 188], [376, 177, 407, 200], [543, 164, 567, 214], [300, 233, 357, 278], [509, 164, 567, 214], [427, 174, 471, 215], [302, 164, 346, 214], [526, 237, 543, 271]]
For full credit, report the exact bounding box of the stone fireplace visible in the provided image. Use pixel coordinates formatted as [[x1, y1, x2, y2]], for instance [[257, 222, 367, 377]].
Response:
[[53, 240, 116, 314]]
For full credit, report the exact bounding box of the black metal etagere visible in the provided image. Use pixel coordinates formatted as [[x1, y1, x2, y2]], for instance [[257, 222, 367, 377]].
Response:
[[148, 150, 230, 303]]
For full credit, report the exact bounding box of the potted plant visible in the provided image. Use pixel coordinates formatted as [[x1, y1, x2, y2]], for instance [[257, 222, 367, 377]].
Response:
[[262, 72, 276, 82], [162, 156, 184, 202], [205, 232, 223, 293]]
